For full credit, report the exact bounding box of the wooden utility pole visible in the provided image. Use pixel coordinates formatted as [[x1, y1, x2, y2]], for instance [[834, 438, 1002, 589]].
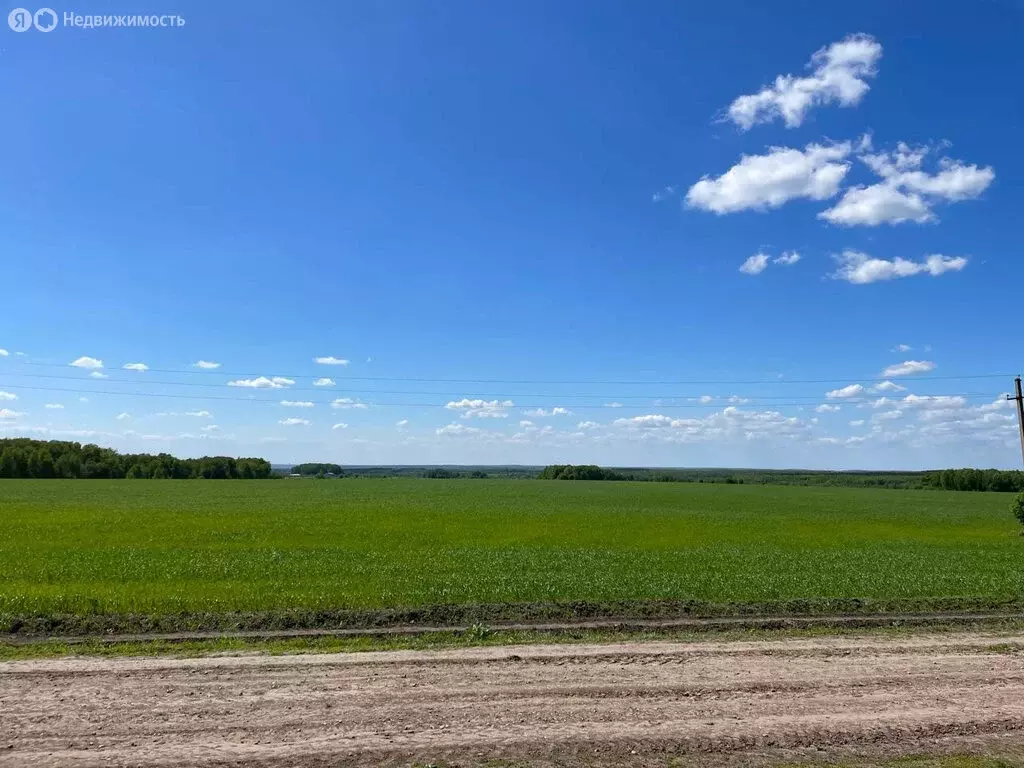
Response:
[[1008, 377, 1024, 467]]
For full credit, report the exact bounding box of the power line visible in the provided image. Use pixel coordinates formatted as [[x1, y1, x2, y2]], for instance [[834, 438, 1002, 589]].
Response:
[[0, 371, 1005, 401], [3, 360, 1013, 386], [0, 383, 1005, 409]]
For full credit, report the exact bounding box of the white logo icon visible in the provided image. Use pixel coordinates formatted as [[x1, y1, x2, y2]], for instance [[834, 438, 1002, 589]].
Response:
[[8, 7, 32, 31], [33, 7, 56, 30]]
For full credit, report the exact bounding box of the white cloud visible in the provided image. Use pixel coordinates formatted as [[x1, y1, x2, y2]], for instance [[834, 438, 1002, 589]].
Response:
[[280, 400, 315, 408], [313, 378, 335, 387], [577, 420, 599, 429], [893, 344, 912, 353], [699, 395, 714, 404], [115, 412, 131, 420], [612, 406, 811, 443], [686, 141, 852, 214], [523, 407, 572, 417], [519, 420, 534, 427], [79, 397, 88, 403], [727, 396, 751, 405], [90, 371, 108, 379], [436, 423, 484, 437], [184, 410, 213, 418], [774, 250, 801, 265], [826, 384, 865, 399], [604, 402, 623, 408], [831, 250, 967, 284], [820, 144, 994, 226], [70, 356, 103, 369], [902, 394, 966, 410], [332, 398, 368, 410], [652, 185, 676, 202], [332, 422, 348, 430], [396, 419, 409, 427], [739, 252, 769, 275], [44, 403, 64, 409], [815, 404, 841, 413], [0, 408, 24, 420], [228, 376, 295, 389], [0, 349, 7, 356], [194, 360, 221, 369], [0, 391, 16, 401], [726, 34, 882, 130], [882, 360, 936, 377], [873, 409, 904, 422], [201, 424, 220, 433], [447, 398, 514, 419], [314, 356, 350, 366], [871, 380, 906, 393], [849, 419, 865, 427], [122, 362, 148, 371], [279, 417, 310, 426]]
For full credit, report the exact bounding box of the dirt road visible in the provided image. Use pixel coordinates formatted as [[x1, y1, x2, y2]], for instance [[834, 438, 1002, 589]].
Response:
[[3, 632, 1024, 767]]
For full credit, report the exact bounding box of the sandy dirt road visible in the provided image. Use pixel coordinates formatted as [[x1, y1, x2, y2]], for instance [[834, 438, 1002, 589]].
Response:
[[3, 632, 1024, 767]]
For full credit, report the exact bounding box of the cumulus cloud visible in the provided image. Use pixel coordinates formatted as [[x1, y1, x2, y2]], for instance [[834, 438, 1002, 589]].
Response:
[[331, 398, 368, 410], [831, 250, 967, 284], [313, 378, 335, 387], [519, 420, 534, 427], [522, 407, 572, 417], [872, 409, 904, 422], [279, 417, 310, 426], [612, 406, 811, 443], [314, 356, 350, 366], [849, 419, 865, 427], [332, 422, 348, 430], [115, 412, 130, 420], [89, 371, 108, 379], [686, 141, 852, 214], [280, 400, 315, 408], [446, 398, 514, 419], [815, 404, 841, 413], [194, 360, 221, 369], [122, 362, 148, 371], [726, 34, 882, 130], [774, 250, 801, 265], [436, 423, 483, 437], [185, 410, 213, 418], [699, 395, 714, 404], [739, 252, 769, 275], [44, 403, 64, 409], [0, 349, 7, 356], [228, 376, 295, 389], [820, 143, 994, 226], [70, 356, 103, 369], [871, 380, 906, 393], [0, 408, 24, 420], [882, 360, 936, 377], [0, 391, 16, 401], [826, 384, 865, 399], [577, 421, 600, 429]]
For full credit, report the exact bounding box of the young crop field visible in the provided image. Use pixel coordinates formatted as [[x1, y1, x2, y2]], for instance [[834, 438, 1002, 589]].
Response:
[[0, 479, 1021, 628]]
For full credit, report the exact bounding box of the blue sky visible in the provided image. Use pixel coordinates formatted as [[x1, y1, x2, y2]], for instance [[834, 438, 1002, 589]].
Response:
[[1, 0, 1021, 468]]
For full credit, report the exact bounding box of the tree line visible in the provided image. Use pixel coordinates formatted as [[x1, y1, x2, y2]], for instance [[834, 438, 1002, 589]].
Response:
[[0, 438, 272, 479]]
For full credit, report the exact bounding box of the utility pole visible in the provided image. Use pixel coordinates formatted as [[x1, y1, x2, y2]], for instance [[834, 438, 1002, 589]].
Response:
[[1008, 377, 1024, 467]]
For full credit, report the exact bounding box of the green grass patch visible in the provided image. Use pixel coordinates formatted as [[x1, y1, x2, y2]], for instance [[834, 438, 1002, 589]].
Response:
[[1, 479, 1021, 631]]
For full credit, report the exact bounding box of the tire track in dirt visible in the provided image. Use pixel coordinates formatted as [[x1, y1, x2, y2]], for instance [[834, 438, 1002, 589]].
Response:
[[2, 632, 1024, 766]]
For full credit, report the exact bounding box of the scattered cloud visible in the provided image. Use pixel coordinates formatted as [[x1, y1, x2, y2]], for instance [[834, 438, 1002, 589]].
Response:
[[396, 419, 409, 427], [194, 360, 221, 369], [313, 378, 335, 387], [279, 417, 310, 426], [122, 362, 148, 371], [826, 384, 865, 399], [739, 252, 769, 275], [604, 402, 623, 408], [686, 141, 852, 214], [831, 250, 967, 284], [849, 419, 865, 427], [0, 349, 7, 356], [726, 34, 882, 130], [331, 398, 368, 410], [577, 421, 599, 429], [44, 403, 64, 409], [523, 407, 572, 417], [201, 424, 220, 433], [332, 422, 348, 430], [815, 404, 841, 413], [775, 250, 801, 266], [820, 143, 995, 226], [436, 423, 483, 437], [652, 185, 676, 202], [519, 420, 534, 427], [228, 376, 295, 389], [0, 408, 24, 420], [872, 409, 904, 422], [115, 412, 131, 420], [699, 395, 714, 404], [79, 397, 88, 403], [314, 356, 350, 366], [893, 344, 912, 353], [871, 380, 906, 393], [727, 396, 751, 404], [0, 391, 16, 401], [612, 406, 811, 443], [280, 400, 315, 408], [185, 410, 213, 418], [70, 356, 103, 369], [446, 398, 514, 419], [89, 371, 108, 379], [882, 360, 936, 377]]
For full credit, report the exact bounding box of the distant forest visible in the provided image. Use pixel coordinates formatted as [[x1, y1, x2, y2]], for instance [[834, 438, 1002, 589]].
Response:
[[0, 438, 272, 479]]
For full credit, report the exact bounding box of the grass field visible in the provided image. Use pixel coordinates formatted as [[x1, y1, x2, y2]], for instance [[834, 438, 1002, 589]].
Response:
[[1, 479, 1022, 630]]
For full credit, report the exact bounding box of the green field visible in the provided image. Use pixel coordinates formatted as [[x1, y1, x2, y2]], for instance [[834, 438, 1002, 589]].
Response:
[[1, 479, 1021, 629]]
